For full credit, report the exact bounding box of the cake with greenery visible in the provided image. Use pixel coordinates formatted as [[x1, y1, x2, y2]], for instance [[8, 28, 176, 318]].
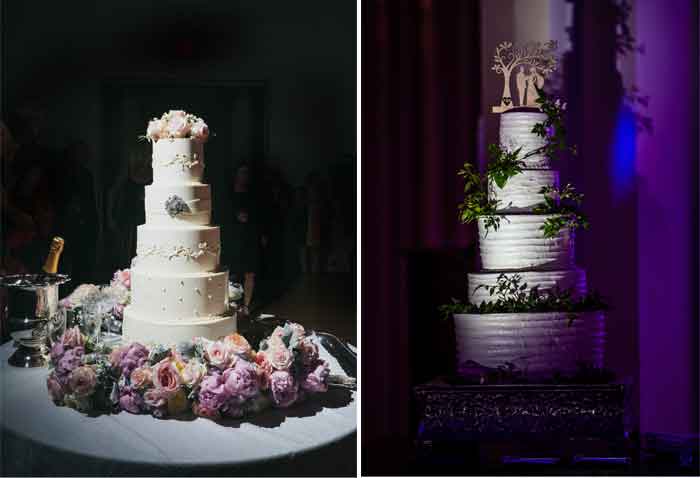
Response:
[[441, 89, 607, 377]]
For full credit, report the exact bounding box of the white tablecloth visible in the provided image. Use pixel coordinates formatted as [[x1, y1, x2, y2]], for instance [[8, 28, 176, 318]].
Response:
[[0, 339, 356, 476]]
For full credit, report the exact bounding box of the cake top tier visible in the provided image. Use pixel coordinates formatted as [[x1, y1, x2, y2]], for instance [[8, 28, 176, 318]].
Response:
[[145, 110, 209, 143]]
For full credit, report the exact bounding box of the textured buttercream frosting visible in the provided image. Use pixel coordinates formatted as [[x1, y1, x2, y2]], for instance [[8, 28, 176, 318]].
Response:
[[123, 132, 235, 344], [500, 112, 549, 169], [467, 268, 587, 305], [478, 215, 574, 271], [489, 169, 558, 212], [454, 311, 605, 376]]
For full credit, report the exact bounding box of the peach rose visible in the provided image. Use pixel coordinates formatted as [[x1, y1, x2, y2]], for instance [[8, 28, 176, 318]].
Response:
[[130, 366, 153, 389], [224, 333, 252, 358]]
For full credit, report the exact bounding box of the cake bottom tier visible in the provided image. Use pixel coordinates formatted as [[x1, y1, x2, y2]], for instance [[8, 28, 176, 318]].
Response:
[[453, 311, 605, 377], [122, 306, 236, 345]]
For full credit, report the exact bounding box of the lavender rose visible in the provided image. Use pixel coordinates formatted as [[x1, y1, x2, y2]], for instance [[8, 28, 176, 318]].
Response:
[[119, 343, 149, 377], [197, 373, 229, 410], [223, 360, 259, 401], [50, 341, 65, 363], [301, 360, 330, 393], [47, 373, 65, 402], [69, 366, 97, 397], [119, 386, 144, 414], [270, 370, 299, 408], [57, 346, 84, 376]]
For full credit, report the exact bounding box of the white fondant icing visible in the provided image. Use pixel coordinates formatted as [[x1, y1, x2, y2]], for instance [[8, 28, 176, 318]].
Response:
[[467, 268, 587, 305], [489, 170, 559, 212], [453, 311, 605, 376], [500, 112, 549, 169], [122, 307, 236, 345], [478, 215, 574, 270], [129, 269, 229, 318], [145, 184, 211, 225], [152, 138, 204, 184], [134, 224, 220, 273]]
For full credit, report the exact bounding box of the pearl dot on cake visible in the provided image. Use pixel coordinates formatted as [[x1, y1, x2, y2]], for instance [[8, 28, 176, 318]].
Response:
[[207, 294, 212, 300], [180, 281, 184, 286], [195, 288, 201, 295], [178, 297, 183, 302], [162, 288, 166, 293]]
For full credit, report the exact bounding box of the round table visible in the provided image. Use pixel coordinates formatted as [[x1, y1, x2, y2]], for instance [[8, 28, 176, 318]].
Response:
[[0, 339, 356, 476]]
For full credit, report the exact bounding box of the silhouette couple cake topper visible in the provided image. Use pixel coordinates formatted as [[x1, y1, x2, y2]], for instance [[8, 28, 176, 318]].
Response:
[[491, 40, 558, 113]]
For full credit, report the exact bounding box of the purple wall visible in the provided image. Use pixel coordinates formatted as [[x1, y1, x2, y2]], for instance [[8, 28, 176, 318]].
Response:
[[636, 0, 698, 434]]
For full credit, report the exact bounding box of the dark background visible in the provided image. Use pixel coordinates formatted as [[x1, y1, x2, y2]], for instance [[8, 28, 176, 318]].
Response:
[[1, 0, 355, 293], [362, 0, 698, 475]]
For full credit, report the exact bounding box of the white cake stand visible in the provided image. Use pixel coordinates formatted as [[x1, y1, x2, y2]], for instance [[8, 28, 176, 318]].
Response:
[[0, 339, 356, 475]]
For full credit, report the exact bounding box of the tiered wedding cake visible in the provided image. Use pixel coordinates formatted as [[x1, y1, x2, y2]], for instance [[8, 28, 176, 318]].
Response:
[[122, 111, 236, 345], [454, 110, 604, 376]]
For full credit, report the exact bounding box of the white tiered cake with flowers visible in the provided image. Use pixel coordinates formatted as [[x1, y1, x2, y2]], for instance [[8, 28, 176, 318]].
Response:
[[454, 110, 605, 376], [122, 110, 236, 345]]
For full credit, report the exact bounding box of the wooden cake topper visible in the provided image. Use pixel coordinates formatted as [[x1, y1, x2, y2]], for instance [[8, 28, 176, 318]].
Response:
[[491, 40, 558, 113]]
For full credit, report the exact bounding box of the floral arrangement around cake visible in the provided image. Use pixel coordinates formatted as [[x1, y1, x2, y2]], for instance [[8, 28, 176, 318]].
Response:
[[46, 322, 330, 420], [145, 110, 210, 142]]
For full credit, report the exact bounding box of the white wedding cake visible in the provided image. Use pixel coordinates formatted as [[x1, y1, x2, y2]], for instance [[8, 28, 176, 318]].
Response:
[[455, 110, 605, 376], [122, 111, 236, 345]]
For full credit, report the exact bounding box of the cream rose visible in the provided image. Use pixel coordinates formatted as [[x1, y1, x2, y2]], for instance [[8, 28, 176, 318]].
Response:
[[181, 359, 207, 387], [205, 340, 234, 369]]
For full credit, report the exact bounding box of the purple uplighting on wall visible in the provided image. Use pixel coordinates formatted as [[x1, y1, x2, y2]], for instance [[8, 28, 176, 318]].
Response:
[[636, 0, 698, 435]]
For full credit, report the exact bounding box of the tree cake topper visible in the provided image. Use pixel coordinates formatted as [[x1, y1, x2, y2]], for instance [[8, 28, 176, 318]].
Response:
[[491, 40, 558, 113]]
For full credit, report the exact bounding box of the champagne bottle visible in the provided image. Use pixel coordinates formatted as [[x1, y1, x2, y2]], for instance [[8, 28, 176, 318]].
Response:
[[42, 237, 65, 274]]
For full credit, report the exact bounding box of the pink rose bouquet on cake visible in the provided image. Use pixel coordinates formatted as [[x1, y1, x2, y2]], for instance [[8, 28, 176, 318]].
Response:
[[144, 110, 210, 143]]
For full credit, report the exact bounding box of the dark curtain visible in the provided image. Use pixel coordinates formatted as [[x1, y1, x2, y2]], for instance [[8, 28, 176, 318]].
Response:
[[361, 0, 481, 473]]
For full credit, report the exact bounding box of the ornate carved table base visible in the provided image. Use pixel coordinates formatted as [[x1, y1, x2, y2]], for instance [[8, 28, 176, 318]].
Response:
[[414, 380, 627, 468]]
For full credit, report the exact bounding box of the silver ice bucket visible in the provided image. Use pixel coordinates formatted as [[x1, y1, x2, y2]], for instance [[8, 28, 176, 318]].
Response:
[[0, 273, 70, 367]]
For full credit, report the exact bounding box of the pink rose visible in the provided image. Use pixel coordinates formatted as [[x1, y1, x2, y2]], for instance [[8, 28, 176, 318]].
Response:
[[61, 326, 84, 348], [223, 333, 252, 358], [190, 120, 209, 142], [255, 352, 273, 391], [146, 119, 165, 141], [193, 401, 221, 420], [112, 269, 131, 289], [153, 358, 181, 397], [166, 111, 191, 138], [69, 366, 97, 397], [266, 337, 293, 371], [130, 366, 153, 389], [47, 373, 65, 402], [205, 340, 234, 369], [143, 388, 167, 409]]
